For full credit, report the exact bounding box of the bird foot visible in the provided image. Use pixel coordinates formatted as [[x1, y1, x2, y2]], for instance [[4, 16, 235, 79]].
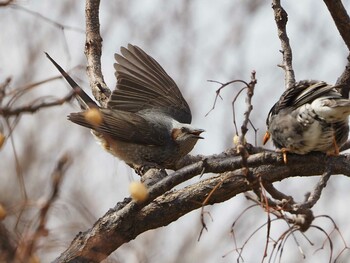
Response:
[[276, 148, 289, 164], [326, 136, 340, 156], [133, 163, 162, 176], [141, 168, 168, 187]]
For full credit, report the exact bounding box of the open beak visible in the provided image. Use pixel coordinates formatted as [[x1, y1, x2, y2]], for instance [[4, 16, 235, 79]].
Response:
[[190, 129, 205, 139], [263, 131, 270, 145]]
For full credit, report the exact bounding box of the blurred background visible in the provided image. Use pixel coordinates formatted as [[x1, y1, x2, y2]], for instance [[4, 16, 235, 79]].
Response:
[[1, 0, 350, 262]]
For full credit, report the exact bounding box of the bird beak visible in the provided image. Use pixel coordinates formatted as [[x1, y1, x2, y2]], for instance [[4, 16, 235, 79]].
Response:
[[190, 129, 205, 139], [263, 131, 270, 145]]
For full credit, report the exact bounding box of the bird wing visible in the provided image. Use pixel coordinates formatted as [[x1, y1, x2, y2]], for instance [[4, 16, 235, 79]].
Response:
[[68, 109, 168, 146], [276, 81, 340, 111], [107, 44, 192, 124]]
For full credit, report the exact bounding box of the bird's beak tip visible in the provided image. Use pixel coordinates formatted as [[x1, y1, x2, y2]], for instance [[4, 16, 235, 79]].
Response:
[[192, 129, 205, 139], [263, 131, 270, 145]]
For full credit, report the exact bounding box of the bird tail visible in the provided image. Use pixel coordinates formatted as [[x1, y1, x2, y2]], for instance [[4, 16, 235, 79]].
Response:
[[45, 52, 97, 109]]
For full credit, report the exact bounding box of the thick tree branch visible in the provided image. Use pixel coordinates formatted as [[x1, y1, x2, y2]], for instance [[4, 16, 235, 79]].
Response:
[[84, 0, 110, 107], [323, 0, 350, 51], [53, 151, 350, 262], [271, 0, 295, 89]]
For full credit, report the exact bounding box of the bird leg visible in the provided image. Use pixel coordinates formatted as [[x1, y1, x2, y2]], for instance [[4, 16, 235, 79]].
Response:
[[282, 148, 288, 164], [276, 148, 289, 164], [326, 135, 340, 156], [133, 162, 162, 176]]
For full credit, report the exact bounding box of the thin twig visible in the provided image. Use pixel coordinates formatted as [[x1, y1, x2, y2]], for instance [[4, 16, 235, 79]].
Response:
[[84, 0, 111, 107], [0, 91, 76, 117], [205, 79, 249, 117], [272, 0, 295, 89], [15, 154, 71, 261], [297, 167, 332, 210]]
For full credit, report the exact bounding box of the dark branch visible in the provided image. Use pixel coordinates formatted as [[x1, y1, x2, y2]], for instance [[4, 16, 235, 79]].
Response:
[[0, 92, 75, 117], [53, 151, 350, 262], [323, 1, 350, 97], [323, 0, 350, 51]]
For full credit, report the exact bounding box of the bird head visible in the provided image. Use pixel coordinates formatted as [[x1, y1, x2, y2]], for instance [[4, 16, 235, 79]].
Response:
[[171, 124, 205, 142], [171, 123, 204, 157]]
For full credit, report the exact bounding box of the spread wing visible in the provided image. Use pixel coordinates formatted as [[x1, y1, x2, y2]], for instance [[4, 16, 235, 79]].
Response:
[[68, 109, 168, 146], [107, 44, 192, 124]]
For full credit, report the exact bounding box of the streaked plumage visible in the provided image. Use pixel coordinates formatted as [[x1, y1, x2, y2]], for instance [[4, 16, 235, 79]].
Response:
[[264, 80, 350, 155]]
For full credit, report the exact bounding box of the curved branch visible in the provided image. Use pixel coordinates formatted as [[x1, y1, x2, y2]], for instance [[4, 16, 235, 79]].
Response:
[[53, 151, 350, 262], [323, 1, 350, 97], [323, 0, 350, 51]]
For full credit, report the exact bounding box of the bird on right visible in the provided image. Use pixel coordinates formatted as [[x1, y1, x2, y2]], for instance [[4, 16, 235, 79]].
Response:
[[263, 80, 350, 160]]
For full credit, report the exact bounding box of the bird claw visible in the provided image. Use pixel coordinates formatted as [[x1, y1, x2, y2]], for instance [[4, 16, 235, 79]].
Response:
[[134, 163, 161, 176], [276, 148, 289, 164], [327, 135, 340, 156]]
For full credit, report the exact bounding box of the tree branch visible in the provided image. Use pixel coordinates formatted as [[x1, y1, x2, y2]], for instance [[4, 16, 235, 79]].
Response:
[[53, 151, 350, 262], [323, 0, 350, 51], [0, 91, 75, 117], [323, 0, 350, 97], [15, 154, 70, 261], [84, 0, 111, 107], [272, 0, 295, 89]]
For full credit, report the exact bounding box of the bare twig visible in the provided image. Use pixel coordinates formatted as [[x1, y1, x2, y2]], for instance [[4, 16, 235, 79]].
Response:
[[315, 215, 350, 261], [272, 0, 295, 89], [198, 177, 225, 241], [0, 91, 75, 117], [84, 0, 111, 107], [205, 79, 249, 118], [297, 168, 332, 210], [0, 77, 11, 104], [0, 0, 14, 6], [10, 5, 84, 33], [5, 117, 27, 201], [240, 71, 257, 142], [15, 154, 71, 261]]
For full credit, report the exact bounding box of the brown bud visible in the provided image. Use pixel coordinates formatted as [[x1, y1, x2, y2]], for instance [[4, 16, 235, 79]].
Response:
[[0, 203, 7, 220], [84, 108, 103, 126], [129, 182, 149, 203]]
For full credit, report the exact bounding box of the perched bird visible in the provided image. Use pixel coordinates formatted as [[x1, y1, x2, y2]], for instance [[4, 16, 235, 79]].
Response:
[[263, 80, 350, 159], [46, 44, 204, 172]]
